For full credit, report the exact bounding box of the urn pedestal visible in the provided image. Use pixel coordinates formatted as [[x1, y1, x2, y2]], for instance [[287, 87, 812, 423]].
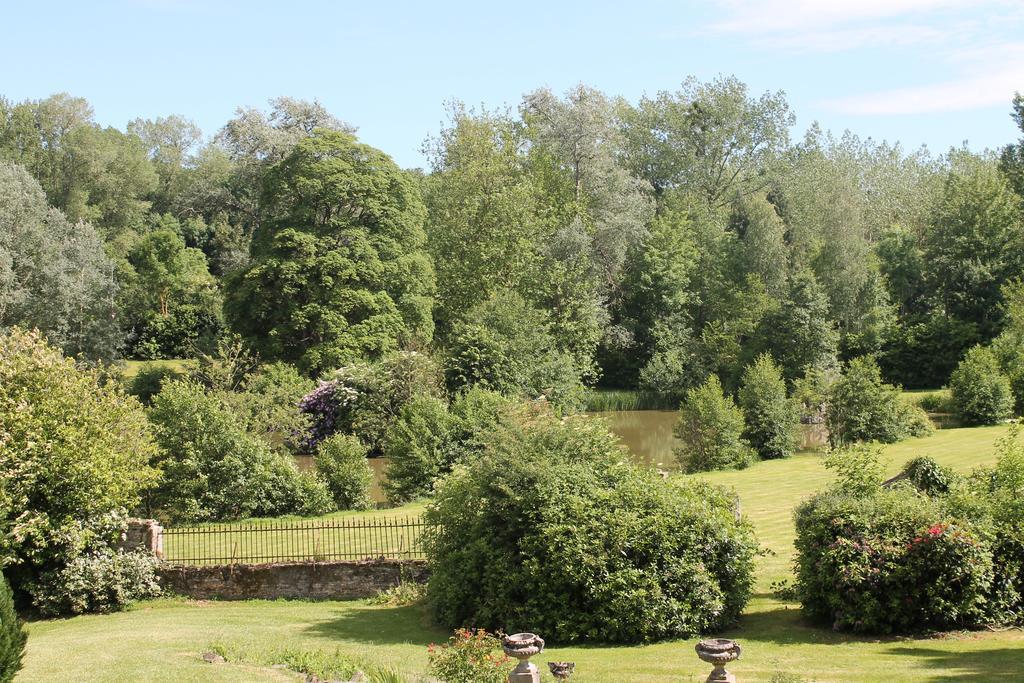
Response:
[[502, 633, 545, 683], [695, 638, 741, 683]]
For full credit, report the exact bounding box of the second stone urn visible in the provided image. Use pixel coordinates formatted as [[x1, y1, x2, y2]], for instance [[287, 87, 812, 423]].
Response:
[[547, 661, 575, 681], [695, 638, 741, 683], [502, 633, 545, 683]]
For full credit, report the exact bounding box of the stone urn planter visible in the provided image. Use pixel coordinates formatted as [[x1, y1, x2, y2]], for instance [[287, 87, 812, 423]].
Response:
[[547, 661, 574, 681], [695, 638, 741, 683], [502, 633, 545, 683]]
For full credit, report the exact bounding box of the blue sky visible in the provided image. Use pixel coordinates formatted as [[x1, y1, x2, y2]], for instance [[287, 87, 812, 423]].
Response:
[[3, 0, 1022, 168]]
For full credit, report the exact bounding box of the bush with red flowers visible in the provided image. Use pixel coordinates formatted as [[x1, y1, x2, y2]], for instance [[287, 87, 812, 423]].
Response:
[[794, 444, 1000, 634], [426, 629, 510, 683]]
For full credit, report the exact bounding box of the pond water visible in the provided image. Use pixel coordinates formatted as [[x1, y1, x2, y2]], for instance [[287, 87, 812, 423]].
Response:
[[293, 408, 848, 503], [590, 410, 682, 469]]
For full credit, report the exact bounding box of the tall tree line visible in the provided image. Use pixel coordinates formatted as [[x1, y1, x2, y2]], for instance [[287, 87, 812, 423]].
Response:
[[1, 79, 1022, 396]]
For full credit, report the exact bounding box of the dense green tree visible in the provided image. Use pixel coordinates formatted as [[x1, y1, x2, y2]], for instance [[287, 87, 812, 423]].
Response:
[[739, 354, 798, 459], [0, 94, 157, 235], [753, 269, 838, 382], [423, 105, 542, 334], [127, 115, 202, 214], [126, 228, 217, 319], [1000, 93, 1024, 198], [225, 129, 435, 373], [622, 76, 793, 205], [212, 97, 353, 232], [949, 346, 1014, 426], [730, 193, 788, 298], [880, 312, 979, 389], [0, 162, 120, 360], [674, 374, 754, 472], [877, 225, 929, 319], [121, 228, 221, 357], [826, 356, 931, 446], [445, 291, 583, 409], [924, 151, 1024, 342], [605, 205, 698, 386], [522, 84, 652, 290]]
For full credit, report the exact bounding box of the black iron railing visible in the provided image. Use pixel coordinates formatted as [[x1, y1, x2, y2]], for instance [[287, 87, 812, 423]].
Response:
[[160, 516, 431, 566]]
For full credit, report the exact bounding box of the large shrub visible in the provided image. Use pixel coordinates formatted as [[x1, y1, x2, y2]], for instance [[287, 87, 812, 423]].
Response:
[[220, 361, 315, 454], [949, 346, 1014, 426], [314, 434, 374, 511], [300, 351, 443, 454], [738, 354, 798, 460], [424, 405, 757, 644], [0, 573, 25, 682], [32, 549, 162, 617], [826, 356, 932, 446], [0, 328, 158, 609], [795, 446, 993, 634], [149, 380, 333, 522], [674, 375, 755, 472]]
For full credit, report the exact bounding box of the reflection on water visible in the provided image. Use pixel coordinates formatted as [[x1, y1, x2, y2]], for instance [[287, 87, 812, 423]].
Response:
[[293, 454, 390, 503], [590, 410, 682, 470]]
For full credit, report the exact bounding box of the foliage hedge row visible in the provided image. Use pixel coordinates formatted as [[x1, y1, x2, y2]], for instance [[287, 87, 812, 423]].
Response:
[[424, 403, 757, 643], [794, 433, 1024, 634]]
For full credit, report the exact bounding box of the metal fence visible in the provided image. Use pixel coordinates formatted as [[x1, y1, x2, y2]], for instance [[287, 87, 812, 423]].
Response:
[[160, 516, 432, 566]]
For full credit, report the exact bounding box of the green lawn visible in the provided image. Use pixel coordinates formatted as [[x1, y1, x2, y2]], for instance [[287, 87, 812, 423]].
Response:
[[20, 424, 1024, 682], [119, 358, 191, 380]]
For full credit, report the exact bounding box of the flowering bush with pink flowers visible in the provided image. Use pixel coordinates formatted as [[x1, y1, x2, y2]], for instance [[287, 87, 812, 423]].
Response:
[[795, 487, 994, 634], [791, 439, 1024, 634]]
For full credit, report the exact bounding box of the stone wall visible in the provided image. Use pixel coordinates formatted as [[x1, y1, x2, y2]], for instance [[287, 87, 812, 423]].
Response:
[[157, 559, 428, 600]]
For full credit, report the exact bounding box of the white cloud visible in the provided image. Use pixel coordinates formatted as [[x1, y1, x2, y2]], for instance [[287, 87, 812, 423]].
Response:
[[703, 0, 1024, 115], [711, 0, 986, 34], [821, 66, 1024, 115], [766, 24, 946, 53], [821, 42, 1024, 115]]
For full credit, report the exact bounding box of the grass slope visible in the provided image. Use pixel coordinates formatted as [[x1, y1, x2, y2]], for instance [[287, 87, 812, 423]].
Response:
[[21, 425, 1024, 682]]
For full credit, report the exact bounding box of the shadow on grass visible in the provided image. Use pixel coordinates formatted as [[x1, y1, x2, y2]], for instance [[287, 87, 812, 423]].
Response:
[[302, 602, 447, 645], [886, 646, 1024, 681], [721, 596, 898, 647]]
